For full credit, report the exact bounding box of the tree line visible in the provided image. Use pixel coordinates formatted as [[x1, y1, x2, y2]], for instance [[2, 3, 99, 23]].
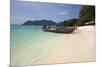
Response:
[[56, 5, 95, 27]]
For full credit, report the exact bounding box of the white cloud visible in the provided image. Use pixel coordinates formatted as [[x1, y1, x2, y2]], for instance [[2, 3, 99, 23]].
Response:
[[58, 12, 68, 15]]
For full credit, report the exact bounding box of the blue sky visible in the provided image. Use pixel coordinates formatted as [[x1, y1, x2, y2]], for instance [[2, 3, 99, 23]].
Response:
[[11, 0, 82, 24]]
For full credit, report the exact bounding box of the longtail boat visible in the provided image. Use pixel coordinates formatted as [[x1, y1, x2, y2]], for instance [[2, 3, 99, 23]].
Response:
[[43, 26, 76, 33]]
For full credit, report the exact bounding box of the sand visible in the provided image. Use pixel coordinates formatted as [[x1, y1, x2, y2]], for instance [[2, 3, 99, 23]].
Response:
[[33, 26, 95, 65]]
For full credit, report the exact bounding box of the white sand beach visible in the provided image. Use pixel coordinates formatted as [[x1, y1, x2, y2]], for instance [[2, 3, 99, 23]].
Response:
[[33, 26, 95, 65]]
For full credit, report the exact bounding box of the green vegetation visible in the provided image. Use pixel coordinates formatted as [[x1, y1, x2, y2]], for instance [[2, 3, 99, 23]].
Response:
[[56, 18, 78, 27], [57, 5, 95, 27], [76, 5, 95, 26]]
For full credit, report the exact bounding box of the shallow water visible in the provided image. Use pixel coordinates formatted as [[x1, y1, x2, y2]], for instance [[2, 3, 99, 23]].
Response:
[[10, 25, 63, 66]]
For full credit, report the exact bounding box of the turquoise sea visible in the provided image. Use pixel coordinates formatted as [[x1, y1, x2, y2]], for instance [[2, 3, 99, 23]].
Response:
[[10, 25, 62, 66]]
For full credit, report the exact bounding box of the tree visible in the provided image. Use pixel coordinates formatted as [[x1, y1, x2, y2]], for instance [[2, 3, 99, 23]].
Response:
[[56, 18, 78, 27], [76, 5, 95, 26], [67, 19, 78, 26]]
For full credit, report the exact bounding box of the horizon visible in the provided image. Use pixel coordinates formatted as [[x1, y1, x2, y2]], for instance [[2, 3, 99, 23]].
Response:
[[11, 0, 82, 25]]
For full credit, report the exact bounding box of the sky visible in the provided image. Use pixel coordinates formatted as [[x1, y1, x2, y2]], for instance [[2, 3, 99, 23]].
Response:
[[11, 0, 82, 24]]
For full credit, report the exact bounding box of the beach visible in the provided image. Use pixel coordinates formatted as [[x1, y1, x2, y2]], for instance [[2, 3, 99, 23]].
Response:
[[10, 1, 95, 66], [11, 25, 95, 66], [33, 26, 95, 65]]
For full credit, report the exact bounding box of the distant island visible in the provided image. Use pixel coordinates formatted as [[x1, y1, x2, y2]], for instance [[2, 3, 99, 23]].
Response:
[[23, 20, 56, 26]]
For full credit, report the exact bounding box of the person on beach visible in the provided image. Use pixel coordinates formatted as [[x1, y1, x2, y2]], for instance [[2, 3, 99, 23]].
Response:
[[43, 25, 47, 29], [74, 25, 77, 30]]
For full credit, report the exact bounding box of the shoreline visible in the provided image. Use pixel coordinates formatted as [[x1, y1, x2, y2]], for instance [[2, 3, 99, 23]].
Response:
[[33, 26, 95, 65]]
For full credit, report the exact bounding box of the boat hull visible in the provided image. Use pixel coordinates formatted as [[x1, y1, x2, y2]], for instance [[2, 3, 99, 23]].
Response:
[[44, 28, 75, 33]]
